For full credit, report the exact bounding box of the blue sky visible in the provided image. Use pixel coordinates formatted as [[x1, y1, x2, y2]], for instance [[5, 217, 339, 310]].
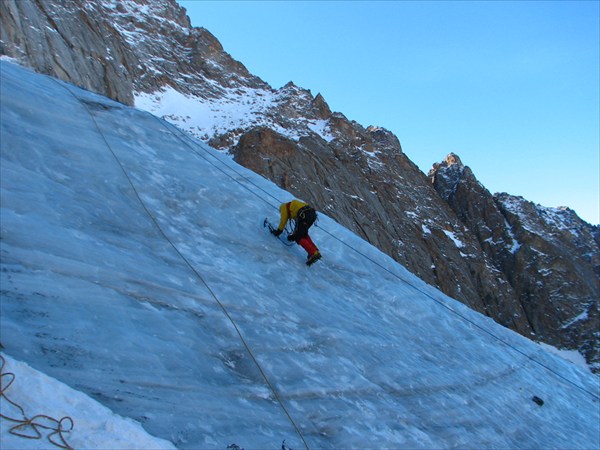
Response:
[[178, 0, 599, 224]]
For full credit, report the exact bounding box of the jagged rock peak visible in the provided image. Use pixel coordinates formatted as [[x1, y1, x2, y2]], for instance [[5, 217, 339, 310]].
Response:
[[495, 192, 596, 236], [445, 152, 463, 167], [312, 93, 332, 119], [428, 153, 464, 177], [280, 81, 311, 97], [366, 126, 401, 150], [428, 153, 469, 200]]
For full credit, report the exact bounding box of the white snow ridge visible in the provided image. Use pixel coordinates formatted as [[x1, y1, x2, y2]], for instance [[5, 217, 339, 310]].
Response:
[[1, 60, 599, 449]]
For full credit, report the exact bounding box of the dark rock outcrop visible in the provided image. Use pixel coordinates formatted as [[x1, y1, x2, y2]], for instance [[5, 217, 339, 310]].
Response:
[[429, 154, 599, 371]]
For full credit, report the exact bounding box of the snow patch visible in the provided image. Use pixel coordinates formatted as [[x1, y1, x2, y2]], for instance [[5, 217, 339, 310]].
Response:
[[537, 344, 592, 375], [135, 85, 335, 148], [307, 119, 335, 142], [0, 353, 175, 450], [503, 217, 521, 254], [561, 308, 590, 329], [135, 85, 278, 145], [443, 229, 465, 248]]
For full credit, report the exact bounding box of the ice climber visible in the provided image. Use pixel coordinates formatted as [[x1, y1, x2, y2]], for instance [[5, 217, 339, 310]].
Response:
[[271, 199, 322, 266]]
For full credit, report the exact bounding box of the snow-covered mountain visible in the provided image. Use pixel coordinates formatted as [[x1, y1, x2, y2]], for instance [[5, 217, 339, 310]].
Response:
[[1, 59, 599, 449]]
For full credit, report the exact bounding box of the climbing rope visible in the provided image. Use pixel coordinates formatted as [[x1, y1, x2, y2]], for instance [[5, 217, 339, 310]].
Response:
[[0, 355, 74, 450], [314, 227, 600, 401], [157, 110, 600, 402], [52, 80, 310, 449]]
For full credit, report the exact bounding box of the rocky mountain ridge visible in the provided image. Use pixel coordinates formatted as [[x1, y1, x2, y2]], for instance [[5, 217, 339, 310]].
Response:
[[429, 154, 599, 368], [1, 0, 597, 371]]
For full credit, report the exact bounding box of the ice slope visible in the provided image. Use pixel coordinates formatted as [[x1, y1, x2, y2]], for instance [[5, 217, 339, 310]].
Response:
[[1, 60, 598, 449]]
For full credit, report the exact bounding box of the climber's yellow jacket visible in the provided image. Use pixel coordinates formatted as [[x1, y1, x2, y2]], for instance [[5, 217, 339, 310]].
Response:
[[277, 200, 308, 232]]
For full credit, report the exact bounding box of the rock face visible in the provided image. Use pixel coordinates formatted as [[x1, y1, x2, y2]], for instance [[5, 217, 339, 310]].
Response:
[[429, 154, 599, 370], [0, 0, 266, 104], [2, 0, 597, 372], [1, 0, 136, 104]]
